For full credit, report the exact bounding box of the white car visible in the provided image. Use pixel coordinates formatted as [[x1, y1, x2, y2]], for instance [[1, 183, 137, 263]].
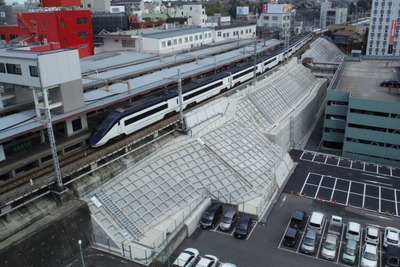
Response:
[[172, 248, 199, 267], [365, 226, 380, 245], [220, 263, 237, 267], [321, 234, 338, 260], [195, 254, 219, 267], [360, 243, 378, 267], [384, 227, 400, 248]]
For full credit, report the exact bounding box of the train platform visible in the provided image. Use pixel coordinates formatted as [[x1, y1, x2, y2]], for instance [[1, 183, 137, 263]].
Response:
[[0, 129, 90, 179]]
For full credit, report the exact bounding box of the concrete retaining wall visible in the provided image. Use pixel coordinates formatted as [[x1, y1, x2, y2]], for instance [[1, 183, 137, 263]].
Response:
[[0, 200, 92, 267]]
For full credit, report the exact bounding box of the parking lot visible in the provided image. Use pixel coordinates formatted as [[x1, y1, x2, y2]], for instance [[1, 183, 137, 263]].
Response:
[[169, 150, 400, 267], [278, 211, 387, 266]]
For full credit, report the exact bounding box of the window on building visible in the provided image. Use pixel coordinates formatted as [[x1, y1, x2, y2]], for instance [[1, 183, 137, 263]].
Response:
[[32, 20, 36, 28], [218, 31, 221, 37], [162, 41, 166, 47], [195, 35, 198, 41], [208, 33, 211, 38], [6, 63, 22, 75], [42, 20, 46, 29], [199, 34, 202, 39], [0, 34, 5, 40], [78, 30, 88, 37], [179, 38, 182, 44], [190, 7, 192, 10], [0, 63, 5, 73], [189, 36, 193, 42], [272, 16, 278, 21], [241, 30, 243, 34], [77, 18, 87, 24], [72, 118, 82, 132], [29, 66, 39, 77], [122, 40, 135, 47], [10, 34, 18, 40], [173, 39, 177, 45], [114, 39, 119, 43], [79, 44, 87, 48], [184, 37, 188, 43], [264, 16, 269, 20], [226, 32, 229, 37], [167, 40, 171, 46]]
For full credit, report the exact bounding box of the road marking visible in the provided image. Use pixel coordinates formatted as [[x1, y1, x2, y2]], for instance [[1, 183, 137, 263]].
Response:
[[280, 196, 286, 207], [365, 212, 392, 221], [361, 179, 392, 187], [330, 178, 337, 202], [346, 181, 351, 206], [362, 183, 366, 209], [362, 173, 392, 180], [314, 175, 324, 199]]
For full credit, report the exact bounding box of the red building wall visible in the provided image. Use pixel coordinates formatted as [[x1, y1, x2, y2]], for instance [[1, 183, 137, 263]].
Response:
[[0, 10, 93, 58]]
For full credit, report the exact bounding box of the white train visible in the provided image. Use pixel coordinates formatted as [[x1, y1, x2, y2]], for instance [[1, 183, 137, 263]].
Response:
[[89, 34, 313, 147]]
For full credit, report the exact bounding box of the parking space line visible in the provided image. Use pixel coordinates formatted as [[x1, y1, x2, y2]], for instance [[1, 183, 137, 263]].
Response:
[[300, 173, 311, 195], [346, 181, 351, 206], [395, 189, 398, 216], [379, 186, 381, 213], [330, 178, 337, 202], [362, 183, 366, 209], [312, 152, 316, 161], [363, 162, 366, 171], [314, 175, 324, 198]]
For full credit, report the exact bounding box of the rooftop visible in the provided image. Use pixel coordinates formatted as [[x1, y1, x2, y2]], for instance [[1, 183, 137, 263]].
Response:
[[334, 59, 400, 102]]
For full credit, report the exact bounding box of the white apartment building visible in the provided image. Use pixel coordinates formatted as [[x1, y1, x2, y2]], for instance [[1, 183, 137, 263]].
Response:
[[320, 0, 347, 29], [367, 0, 400, 56], [258, 3, 295, 36], [175, 4, 207, 27]]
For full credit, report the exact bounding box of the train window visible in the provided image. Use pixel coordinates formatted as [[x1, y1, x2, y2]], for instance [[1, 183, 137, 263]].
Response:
[[124, 104, 168, 126], [0, 63, 5, 73], [233, 67, 253, 79], [183, 81, 223, 101]]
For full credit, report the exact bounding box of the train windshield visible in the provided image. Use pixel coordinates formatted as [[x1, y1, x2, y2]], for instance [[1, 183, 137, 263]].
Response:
[[97, 116, 116, 132]]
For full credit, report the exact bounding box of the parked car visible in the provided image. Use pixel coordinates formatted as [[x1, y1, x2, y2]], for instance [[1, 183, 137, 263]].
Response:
[[384, 227, 400, 248], [327, 215, 343, 237], [290, 210, 306, 229], [219, 210, 237, 231], [200, 202, 223, 229], [195, 255, 218, 267], [308, 211, 326, 235], [365, 226, 380, 245], [360, 243, 378, 267], [220, 263, 237, 267], [172, 248, 199, 267], [346, 222, 362, 242], [321, 233, 338, 260], [300, 228, 318, 255], [380, 80, 400, 87], [341, 239, 358, 265], [283, 227, 299, 247], [233, 215, 253, 239], [386, 245, 400, 267]]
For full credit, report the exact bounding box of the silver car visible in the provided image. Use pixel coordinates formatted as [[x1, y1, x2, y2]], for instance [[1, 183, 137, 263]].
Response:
[[321, 234, 338, 260], [219, 210, 237, 231], [301, 228, 317, 255]]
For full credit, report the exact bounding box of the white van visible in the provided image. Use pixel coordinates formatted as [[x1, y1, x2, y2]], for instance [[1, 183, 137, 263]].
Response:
[[308, 211, 326, 235], [346, 222, 361, 242]]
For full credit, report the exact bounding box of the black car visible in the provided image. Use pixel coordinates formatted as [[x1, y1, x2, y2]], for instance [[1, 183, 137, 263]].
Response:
[[380, 80, 400, 87], [199, 202, 223, 229], [290, 210, 306, 229], [234, 215, 253, 239], [283, 227, 299, 247], [386, 245, 400, 267]]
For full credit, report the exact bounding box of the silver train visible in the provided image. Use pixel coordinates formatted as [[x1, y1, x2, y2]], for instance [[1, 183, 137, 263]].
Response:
[[89, 34, 313, 147]]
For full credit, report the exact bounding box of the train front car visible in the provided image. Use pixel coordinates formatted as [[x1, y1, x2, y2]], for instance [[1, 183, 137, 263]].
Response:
[[89, 111, 121, 147]]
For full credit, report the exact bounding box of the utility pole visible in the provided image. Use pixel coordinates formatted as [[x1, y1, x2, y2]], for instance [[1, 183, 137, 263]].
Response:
[[177, 69, 185, 130], [253, 41, 257, 85]]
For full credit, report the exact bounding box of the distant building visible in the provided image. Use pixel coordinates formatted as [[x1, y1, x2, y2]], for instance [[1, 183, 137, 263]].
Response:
[[0, 10, 94, 58], [320, 0, 347, 29], [257, 3, 295, 38], [328, 25, 368, 53], [175, 4, 207, 27], [97, 24, 256, 54], [367, 0, 400, 56]]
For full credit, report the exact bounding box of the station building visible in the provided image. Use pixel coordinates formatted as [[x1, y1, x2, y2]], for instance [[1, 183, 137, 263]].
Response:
[[97, 24, 256, 54]]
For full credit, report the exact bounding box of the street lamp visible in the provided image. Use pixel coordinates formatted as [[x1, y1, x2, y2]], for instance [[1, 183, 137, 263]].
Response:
[[78, 240, 86, 267]]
